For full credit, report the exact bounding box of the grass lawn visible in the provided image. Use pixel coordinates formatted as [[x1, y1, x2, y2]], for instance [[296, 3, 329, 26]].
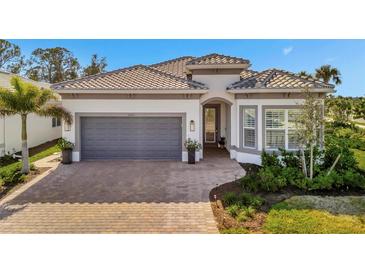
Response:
[[263, 196, 365, 234], [0, 144, 60, 174], [352, 149, 365, 171]]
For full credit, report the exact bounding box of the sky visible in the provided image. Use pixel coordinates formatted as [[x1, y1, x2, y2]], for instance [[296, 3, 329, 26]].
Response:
[[9, 39, 365, 97]]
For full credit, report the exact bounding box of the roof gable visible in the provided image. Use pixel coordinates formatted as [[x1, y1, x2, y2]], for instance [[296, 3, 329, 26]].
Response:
[[228, 68, 334, 90], [186, 53, 250, 66], [51, 65, 207, 91], [150, 56, 194, 77]]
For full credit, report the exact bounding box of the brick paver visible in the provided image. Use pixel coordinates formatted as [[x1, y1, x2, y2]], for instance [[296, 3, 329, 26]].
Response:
[[0, 149, 245, 233]]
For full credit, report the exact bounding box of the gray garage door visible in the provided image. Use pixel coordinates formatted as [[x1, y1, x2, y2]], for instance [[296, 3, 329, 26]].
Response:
[[81, 117, 182, 160]]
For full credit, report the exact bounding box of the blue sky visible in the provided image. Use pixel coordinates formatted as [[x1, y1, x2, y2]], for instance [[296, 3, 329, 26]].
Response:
[[9, 39, 365, 97]]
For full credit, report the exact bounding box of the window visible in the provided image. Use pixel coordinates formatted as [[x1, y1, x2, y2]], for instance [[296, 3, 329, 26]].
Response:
[[52, 117, 61, 127], [265, 108, 302, 150], [288, 109, 301, 149], [243, 108, 256, 148], [265, 109, 285, 149]]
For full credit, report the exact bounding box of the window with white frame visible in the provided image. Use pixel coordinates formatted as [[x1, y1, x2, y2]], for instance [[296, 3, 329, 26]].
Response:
[[265, 108, 301, 150], [52, 117, 61, 127], [243, 108, 256, 148]]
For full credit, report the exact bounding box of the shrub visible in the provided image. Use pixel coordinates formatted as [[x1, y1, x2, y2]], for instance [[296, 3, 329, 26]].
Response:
[[236, 211, 249, 222], [0, 165, 26, 186], [342, 170, 365, 190], [238, 193, 264, 208], [257, 167, 287, 192], [323, 137, 359, 173], [261, 151, 281, 168], [226, 204, 241, 218], [222, 192, 238, 207], [309, 171, 342, 190], [243, 206, 256, 218], [239, 174, 259, 192], [279, 149, 301, 168]]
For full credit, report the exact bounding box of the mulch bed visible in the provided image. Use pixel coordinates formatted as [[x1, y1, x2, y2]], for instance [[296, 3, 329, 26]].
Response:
[[0, 167, 50, 201], [210, 163, 365, 233]]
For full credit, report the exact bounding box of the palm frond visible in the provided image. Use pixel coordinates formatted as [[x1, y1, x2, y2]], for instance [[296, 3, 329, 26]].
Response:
[[36, 104, 73, 125]]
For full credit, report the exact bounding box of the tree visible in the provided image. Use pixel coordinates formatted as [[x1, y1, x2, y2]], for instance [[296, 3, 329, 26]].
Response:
[[295, 87, 325, 179], [325, 95, 353, 125], [353, 97, 365, 120], [0, 40, 25, 73], [0, 77, 72, 173], [83, 54, 107, 76], [26, 47, 80, 83], [315, 65, 342, 85], [297, 71, 312, 78]]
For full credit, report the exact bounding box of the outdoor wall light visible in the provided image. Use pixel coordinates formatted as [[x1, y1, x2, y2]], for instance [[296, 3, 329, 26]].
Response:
[[64, 121, 71, 131], [190, 120, 195, 132]]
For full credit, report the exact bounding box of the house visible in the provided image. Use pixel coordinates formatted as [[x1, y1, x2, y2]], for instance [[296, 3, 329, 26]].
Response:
[[51, 53, 334, 164], [0, 71, 62, 157]]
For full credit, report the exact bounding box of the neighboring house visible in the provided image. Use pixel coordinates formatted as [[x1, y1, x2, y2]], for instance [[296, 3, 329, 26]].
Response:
[[0, 71, 62, 157], [51, 53, 334, 164]]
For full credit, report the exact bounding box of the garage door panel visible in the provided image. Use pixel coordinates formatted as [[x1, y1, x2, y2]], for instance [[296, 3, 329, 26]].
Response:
[[81, 117, 182, 160]]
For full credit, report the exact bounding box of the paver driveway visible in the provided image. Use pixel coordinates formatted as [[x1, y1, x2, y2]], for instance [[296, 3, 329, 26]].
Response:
[[0, 150, 245, 233]]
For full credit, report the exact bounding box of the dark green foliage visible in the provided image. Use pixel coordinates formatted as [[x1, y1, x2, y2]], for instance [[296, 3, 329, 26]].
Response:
[[257, 167, 287, 192], [279, 148, 301, 168], [238, 193, 265, 208], [0, 165, 26, 186], [261, 151, 281, 168], [239, 174, 259, 192], [323, 137, 358, 173], [222, 192, 238, 207]]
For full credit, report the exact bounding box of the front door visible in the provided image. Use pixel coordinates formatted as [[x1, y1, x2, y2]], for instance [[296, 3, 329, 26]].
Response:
[[203, 104, 220, 147]]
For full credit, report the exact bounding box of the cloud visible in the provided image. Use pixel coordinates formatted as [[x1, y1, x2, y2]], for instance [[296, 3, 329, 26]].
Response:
[[283, 46, 293, 56]]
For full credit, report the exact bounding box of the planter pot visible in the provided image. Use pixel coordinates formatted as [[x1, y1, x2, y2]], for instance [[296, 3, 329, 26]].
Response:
[[61, 149, 73, 164], [188, 149, 196, 164]]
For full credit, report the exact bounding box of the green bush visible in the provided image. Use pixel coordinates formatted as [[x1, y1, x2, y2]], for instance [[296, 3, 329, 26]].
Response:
[[226, 204, 241, 217], [0, 165, 26, 186], [239, 174, 259, 192], [261, 151, 281, 168], [222, 192, 238, 207], [238, 193, 264, 208], [257, 167, 287, 192], [279, 148, 301, 168]]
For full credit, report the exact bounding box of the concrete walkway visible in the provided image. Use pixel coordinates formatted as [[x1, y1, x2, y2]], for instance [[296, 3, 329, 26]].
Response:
[[0, 149, 245, 233]]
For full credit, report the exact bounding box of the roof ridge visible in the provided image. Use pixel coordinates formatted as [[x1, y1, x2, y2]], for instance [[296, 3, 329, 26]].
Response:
[[270, 68, 335, 88], [186, 53, 250, 65], [149, 56, 195, 67], [145, 66, 207, 88]]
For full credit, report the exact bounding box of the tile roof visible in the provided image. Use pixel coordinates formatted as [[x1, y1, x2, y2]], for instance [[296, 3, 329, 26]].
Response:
[[228, 68, 334, 90], [240, 69, 259, 80], [150, 56, 195, 77], [186, 53, 250, 66], [51, 65, 207, 90]]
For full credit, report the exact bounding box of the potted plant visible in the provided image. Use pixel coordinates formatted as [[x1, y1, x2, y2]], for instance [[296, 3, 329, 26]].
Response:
[[184, 138, 202, 164], [57, 138, 74, 164]]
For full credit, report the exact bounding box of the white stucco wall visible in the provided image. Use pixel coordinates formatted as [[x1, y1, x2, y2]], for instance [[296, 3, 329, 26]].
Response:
[[61, 99, 201, 162], [0, 114, 61, 156]]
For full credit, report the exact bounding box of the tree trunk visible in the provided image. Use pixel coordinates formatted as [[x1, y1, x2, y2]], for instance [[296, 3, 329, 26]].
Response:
[[309, 143, 314, 180], [21, 114, 30, 174], [301, 148, 308, 177]]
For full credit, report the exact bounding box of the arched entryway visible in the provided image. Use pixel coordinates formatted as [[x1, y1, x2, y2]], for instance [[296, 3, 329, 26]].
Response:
[[201, 97, 233, 159]]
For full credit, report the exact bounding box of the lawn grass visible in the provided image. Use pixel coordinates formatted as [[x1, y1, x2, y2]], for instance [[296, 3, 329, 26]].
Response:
[[352, 149, 365, 171], [264, 209, 365, 234], [264, 196, 365, 234], [0, 144, 60, 174]]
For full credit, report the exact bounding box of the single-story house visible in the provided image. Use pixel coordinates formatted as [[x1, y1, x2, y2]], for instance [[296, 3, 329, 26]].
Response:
[[51, 53, 334, 164], [0, 71, 62, 157]]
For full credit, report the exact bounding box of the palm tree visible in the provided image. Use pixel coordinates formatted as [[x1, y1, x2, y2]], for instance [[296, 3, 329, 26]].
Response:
[[297, 71, 312, 78], [0, 77, 72, 174], [315, 65, 342, 85]]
